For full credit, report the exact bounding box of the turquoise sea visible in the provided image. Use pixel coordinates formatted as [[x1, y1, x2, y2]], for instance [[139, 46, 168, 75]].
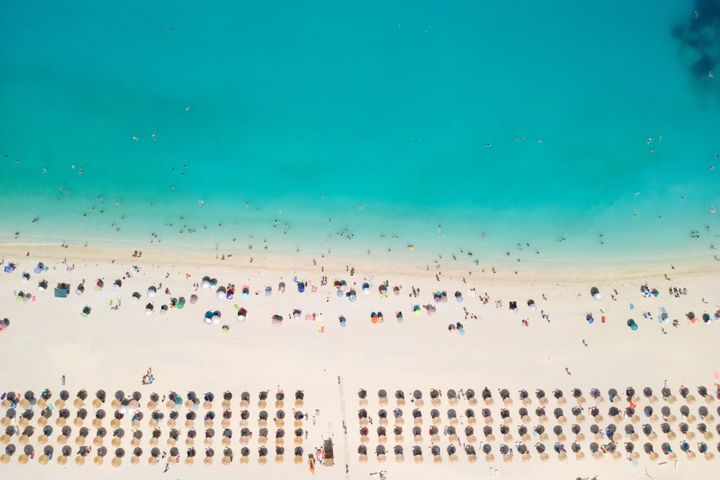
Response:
[[1, 0, 719, 265]]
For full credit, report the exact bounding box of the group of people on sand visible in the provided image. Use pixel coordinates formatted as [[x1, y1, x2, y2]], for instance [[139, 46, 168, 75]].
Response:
[[141, 367, 155, 385], [1, 255, 716, 340]]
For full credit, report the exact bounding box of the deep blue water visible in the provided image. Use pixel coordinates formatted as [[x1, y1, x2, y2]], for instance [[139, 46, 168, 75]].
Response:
[[1, 0, 719, 263]]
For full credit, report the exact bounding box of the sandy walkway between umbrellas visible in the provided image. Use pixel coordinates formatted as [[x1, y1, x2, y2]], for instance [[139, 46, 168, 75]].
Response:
[[0, 244, 719, 480]]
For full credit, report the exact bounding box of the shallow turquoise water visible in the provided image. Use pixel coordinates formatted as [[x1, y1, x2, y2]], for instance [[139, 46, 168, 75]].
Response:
[[1, 0, 719, 263]]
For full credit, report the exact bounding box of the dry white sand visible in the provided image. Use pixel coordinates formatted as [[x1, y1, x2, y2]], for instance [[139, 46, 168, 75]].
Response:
[[0, 244, 718, 479]]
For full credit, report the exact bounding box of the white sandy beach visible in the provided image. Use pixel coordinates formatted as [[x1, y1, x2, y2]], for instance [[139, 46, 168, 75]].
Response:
[[0, 244, 719, 480]]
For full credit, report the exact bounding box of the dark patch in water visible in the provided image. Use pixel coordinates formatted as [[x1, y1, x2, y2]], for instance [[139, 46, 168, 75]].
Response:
[[672, 0, 720, 80], [692, 54, 714, 77]]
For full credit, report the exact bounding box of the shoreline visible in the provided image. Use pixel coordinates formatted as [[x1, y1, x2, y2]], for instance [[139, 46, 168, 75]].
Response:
[[1, 240, 718, 283]]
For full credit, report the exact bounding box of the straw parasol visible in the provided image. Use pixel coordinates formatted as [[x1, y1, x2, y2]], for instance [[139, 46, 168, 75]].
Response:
[[92, 389, 105, 409], [378, 389, 388, 406], [662, 386, 677, 403], [411, 426, 422, 444], [430, 408, 440, 425], [518, 424, 530, 442], [358, 445, 368, 462], [500, 424, 512, 442], [93, 426, 107, 446], [258, 410, 269, 428], [222, 447, 233, 465], [150, 447, 161, 464], [186, 428, 197, 446], [428, 425, 440, 444], [112, 428, 125, 447], [644, 442, 659, 461], [239, 391, 251, 408], [274, 446, 284, 463], [499, 389, 512, 406], [74, 408, 88, 427], [390, 424, 403, 443], [499, 443, 512, 463], [499, 408, 511, 426], [412, 445, 423, 463], [429, 388, 441, 406], [466, 444, 477, 463], [258, 428, 269, 445], [202, 392, 215, 410], [2, 392, 16, 409], [462, 388, 476, 405], [168, 447, 179, 464], [239, 428, 250, 445], [111, 390, 124, 409], [413, 389, 424, 407], [377, 444, 387, 463], [377, 426, 387, 444], [447, 444, 459, 463], [23, 390, 36, 408], [55, 389, 70, 409], [258, 446, 268, 464], [186, 447, 196, 465], [220, 391, 233, 410], [204, 428, 215, 446]]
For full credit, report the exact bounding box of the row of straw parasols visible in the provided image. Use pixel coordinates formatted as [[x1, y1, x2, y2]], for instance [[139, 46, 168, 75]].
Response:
[[357, 386, 718, 408], [357, 419, 720, 445], [1, 389, 305, 411], [356, 440, 719, 464], [354, 403, 719, 429], [2, 406, 306, 429], [0, 444, 309, 465], [0, 425, 307, 449], [2, 414, 306, 436]]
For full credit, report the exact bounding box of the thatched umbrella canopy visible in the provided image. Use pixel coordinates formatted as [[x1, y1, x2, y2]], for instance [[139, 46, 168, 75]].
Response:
[[499, 389, 511, 403]]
